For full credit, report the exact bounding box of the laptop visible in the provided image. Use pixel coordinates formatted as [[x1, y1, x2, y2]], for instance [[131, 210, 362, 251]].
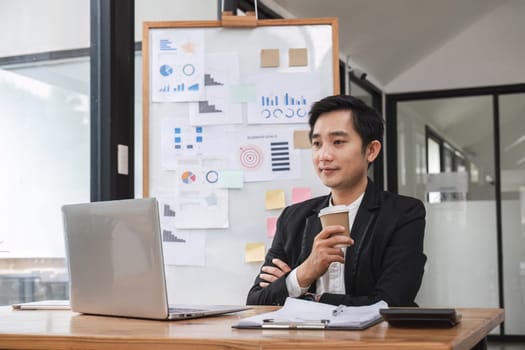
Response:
[[62, 197, 249, 320]]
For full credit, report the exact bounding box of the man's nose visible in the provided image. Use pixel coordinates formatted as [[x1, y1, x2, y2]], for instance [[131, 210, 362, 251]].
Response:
[[318, 144, 333, 160]]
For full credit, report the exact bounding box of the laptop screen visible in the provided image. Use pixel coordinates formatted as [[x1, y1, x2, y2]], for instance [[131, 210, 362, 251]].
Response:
[[62, 198, 170, 319]]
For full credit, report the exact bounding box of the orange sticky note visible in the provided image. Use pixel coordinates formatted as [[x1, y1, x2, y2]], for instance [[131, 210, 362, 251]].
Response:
[[292, 187, 312, 204], [265, 189, 286, 210], [293, 130, 310, 149], [266, 217, 278, 238], [289, 48, 308, 67], [245, 243, 266, 263], [260, 49, 280, 67]]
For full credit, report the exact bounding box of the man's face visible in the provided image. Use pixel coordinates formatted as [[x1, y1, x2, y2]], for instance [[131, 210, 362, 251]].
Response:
[[311, 110, 369, 191]]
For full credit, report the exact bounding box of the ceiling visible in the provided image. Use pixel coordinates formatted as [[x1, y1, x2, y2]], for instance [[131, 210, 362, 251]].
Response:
[[261, 0, 506, 87]]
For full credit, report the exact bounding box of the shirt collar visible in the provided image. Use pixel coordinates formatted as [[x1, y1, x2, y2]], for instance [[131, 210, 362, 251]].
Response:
[[329, 192, 365, 210]]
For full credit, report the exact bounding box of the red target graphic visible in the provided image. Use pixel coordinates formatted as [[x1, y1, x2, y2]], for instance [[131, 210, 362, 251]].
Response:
[[239, 145, 263, 170]]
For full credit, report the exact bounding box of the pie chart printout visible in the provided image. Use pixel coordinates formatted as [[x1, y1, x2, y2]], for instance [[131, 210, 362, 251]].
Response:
[[181, 171, 197, 184]]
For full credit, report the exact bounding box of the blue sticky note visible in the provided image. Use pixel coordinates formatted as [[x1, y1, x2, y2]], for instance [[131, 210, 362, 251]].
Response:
[[217, 170, 244, 189]]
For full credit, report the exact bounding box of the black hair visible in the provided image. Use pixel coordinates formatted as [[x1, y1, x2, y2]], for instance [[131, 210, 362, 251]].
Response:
[[308, 95, 384, 152]]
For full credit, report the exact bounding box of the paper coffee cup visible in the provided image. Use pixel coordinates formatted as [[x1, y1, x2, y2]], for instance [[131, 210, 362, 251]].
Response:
[[318, 205, 350, 247]]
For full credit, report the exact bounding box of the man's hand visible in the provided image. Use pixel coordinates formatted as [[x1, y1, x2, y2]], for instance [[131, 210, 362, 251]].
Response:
[[296, 225, 353, 288], [259, 258, 291, 288]]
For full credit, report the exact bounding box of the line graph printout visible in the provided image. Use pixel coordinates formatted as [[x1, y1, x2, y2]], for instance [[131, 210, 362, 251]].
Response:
[[151, 29, 205, 102], [246, 72, 321, 124], [237, 126, 301, 182]]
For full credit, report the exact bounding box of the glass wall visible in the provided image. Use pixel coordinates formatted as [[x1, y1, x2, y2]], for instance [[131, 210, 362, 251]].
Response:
[[0, 58, 90, 304], [397, 96, 499, 315], [0, 0, 90, 305], [392, 89, 525, 337], [499, 93, 525, 334], [397, 96, 499, 307]]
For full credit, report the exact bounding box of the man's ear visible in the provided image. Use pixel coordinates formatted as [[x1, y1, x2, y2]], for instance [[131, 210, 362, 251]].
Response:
[[366, 140, 381, 163]]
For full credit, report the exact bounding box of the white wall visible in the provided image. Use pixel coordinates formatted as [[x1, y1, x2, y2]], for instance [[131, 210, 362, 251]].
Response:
[[386, 0, 525, 92], [135, 0, 218, 41], [0, 0, 90, 57]]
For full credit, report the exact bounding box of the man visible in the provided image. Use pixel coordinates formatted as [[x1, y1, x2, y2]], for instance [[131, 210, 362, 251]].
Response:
[[246, 95, 426, 307]]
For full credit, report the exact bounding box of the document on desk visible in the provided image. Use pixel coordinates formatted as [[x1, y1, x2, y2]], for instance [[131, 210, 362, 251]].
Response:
[[12, 300, 70, 310], [233, 297, 387, 330]]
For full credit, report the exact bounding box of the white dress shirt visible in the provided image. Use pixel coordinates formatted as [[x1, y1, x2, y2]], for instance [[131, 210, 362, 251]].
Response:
[[285, 192, 364, 298]]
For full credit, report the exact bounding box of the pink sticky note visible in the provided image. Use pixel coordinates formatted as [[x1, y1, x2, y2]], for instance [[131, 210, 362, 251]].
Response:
[[266, 217, 278, 238], [292, 187, 312, 204]]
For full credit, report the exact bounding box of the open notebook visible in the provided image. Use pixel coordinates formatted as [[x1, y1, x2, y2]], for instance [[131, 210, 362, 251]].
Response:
[[234, 297, 387, 330], [62, 198, 249, 320]]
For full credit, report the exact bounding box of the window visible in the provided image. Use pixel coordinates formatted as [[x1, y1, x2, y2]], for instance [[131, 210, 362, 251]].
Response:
[[0, 1, 90, 305], [425, 126, 469, 203]]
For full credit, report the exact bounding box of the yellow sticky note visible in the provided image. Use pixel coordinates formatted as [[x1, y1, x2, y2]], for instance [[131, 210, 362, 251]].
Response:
[[265, 189, 286, 210], [260, 49, 280, 67], [293, 130, 311, 149], [245, 243, 266, 263], [289, 48, 308, 67]]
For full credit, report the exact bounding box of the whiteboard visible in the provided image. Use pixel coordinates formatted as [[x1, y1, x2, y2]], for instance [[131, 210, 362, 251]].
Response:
[[143, 18, 339, 304]]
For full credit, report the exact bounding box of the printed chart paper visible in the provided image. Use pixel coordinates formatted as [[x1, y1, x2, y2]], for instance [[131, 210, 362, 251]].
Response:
[[173, 158, 230, 229], [189, 52, 242, 125], [162, 229, 206, 266], [237, 127, 301, 182], [246, 72, 321, 124], [160, 116, 236, 170], [151, 29, 205, 102]]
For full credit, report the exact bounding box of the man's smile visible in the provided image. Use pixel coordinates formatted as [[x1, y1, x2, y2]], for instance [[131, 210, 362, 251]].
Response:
[[319, 166, 339, 174]]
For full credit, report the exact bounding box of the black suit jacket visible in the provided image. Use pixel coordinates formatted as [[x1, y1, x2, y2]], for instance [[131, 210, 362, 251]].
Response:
[[246, 179, 426, 307]]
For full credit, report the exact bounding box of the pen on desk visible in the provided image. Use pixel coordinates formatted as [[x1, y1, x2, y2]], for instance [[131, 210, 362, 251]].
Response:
[[262, 318, 330, 329], [332, 305, 345, 316]]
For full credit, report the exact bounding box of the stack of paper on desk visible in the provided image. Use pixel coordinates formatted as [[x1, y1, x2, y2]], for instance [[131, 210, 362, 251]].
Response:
[[12, 300, 70, 310], [234, 297, 387, 330]]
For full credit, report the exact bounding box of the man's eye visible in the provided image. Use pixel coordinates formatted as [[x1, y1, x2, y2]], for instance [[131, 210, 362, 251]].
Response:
[[311, 141, 321, 148], [334, 140, 345, 145]]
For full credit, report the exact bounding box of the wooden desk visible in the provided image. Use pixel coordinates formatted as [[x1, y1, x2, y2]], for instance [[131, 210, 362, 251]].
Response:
[[0, 306, 503, 350]]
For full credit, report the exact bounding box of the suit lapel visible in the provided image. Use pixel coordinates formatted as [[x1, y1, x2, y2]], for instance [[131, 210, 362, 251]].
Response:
[[298, 196, 330, 263], [345, 180, 381, 293]]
